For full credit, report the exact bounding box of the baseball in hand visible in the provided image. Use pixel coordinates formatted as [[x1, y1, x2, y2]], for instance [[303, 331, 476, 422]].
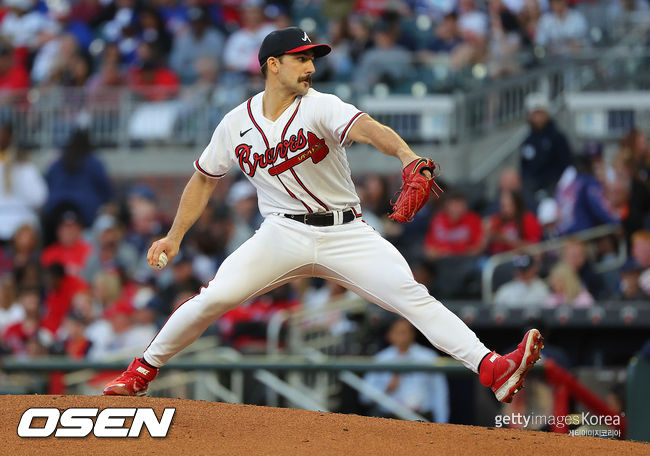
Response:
[[156, 252, 168, 270]]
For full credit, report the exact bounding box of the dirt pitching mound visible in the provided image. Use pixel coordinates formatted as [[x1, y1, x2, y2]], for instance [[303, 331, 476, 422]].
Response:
[[1, 395, 647, 455]]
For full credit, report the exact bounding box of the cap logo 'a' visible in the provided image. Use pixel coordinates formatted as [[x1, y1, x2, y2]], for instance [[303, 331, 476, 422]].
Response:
[[302, 31, 310, 42]]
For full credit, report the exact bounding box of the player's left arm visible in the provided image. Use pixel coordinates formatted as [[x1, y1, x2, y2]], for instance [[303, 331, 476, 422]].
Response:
[[347, 114, 424, 171]]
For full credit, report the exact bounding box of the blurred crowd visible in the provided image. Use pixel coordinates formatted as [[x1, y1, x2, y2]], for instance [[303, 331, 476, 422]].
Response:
[[411, 93, 650, 308], [489, 93, 650, 308], [0, 88, 648, 364], [0, 0, 648, 368], [0, 0, 645, 100]]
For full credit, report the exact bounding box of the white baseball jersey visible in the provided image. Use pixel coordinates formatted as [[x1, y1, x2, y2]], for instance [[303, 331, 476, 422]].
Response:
[[143, 87, 492, 382], [194, 88, 366, 217]]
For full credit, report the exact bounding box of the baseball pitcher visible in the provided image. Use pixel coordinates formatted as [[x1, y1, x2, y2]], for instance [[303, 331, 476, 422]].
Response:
[[104, 27, 543, 404]]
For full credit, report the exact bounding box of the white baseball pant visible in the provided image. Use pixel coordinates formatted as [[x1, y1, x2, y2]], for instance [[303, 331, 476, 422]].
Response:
[[144, 215, 491, 371]]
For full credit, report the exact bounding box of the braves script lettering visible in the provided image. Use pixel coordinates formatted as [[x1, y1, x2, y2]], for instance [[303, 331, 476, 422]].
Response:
[[235, 128, 329, 177]]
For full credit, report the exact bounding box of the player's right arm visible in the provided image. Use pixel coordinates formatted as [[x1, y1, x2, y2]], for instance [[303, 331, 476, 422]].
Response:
[[147, 171, 218, 268]]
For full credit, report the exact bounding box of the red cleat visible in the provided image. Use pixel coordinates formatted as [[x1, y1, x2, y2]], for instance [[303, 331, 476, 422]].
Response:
[[103, 358, 158, 396], [479, 329, 543, 403]]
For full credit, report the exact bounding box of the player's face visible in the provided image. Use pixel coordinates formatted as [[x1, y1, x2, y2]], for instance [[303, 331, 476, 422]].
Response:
[[278, 52, 315, 96]]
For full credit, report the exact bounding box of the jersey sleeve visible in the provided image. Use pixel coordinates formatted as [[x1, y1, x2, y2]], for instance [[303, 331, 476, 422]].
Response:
[[194, 120, 236, 179], [314, 94, 367, 147]]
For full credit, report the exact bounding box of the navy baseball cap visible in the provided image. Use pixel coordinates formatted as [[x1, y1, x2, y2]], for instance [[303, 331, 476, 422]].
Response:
[[258, 27, 331, 67]]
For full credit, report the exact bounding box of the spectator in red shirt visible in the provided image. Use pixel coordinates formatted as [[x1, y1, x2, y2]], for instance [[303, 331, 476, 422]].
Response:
[[483, 189, 542, 255], [1, 286, 41, 354], [354, 0, 392, 18], [0, 41, 29, 101], [424, 191, 483, 258], [40, 263, 87, 336], [41, 210, 92, 278], [219, 284, 300, 350], [128, 42, 179, 101], [2, 313, 39, 354]]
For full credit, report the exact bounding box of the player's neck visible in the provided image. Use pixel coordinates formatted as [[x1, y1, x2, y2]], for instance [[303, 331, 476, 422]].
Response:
[[262, 83, 299, 122]]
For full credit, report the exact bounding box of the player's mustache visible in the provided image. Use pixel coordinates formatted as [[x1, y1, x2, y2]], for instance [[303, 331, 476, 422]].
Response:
[[299, 75, 312, 85]]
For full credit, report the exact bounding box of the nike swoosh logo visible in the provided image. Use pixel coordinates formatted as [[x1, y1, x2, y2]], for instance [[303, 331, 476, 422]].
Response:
[[240, 128, 252, 137], [495, 358, 517, 383]]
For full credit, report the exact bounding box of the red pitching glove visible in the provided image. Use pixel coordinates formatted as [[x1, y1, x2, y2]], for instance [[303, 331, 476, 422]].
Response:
[[388, 158, 443, 223]]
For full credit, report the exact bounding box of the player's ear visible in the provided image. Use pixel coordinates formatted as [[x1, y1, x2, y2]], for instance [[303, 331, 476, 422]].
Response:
[[268, 56, 281, 75]]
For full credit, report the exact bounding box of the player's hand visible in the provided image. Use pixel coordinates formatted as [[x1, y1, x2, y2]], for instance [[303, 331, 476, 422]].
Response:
[[401, 155, 432, 178], [417, 159, 432, 179], [147, 236, 180, 269]]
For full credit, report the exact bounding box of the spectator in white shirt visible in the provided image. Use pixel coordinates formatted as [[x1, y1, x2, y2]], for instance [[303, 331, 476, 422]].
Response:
[[608, 0, 650, 22], [450, 0, 489, 70], [87, 302, 156, 361], [169, 6, 225, 84], [458, 0, 489, 39], [0, 122, 47, 242], [222, 0, 275, 75], [535, 0, 588, 55], [361, 318, 450, 423], [0, 0, 59, 51], [354, 21, 414, 93], [493, 254, 551, 309], [501, 0, 526, 15]]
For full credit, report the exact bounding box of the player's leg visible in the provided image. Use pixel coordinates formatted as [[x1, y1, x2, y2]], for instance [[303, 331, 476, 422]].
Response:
[[315, 220, 542, 402], [103, 215, 315, 396]]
